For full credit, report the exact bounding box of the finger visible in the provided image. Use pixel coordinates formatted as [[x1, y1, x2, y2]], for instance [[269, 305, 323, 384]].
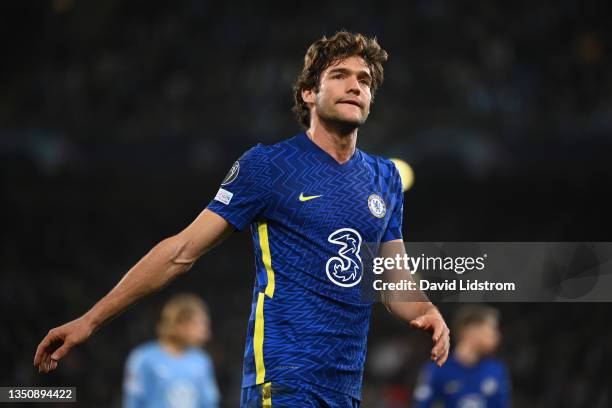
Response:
[[43, 354, 52, 373], [437, 346, 449, 366], [431, 340, 444, 360], [410, 316, 428, 329], [431, 329, 446, 356], [38, 351, 48, 373], [437, 337, 451, 366], [51, 341, 72, 361], [431, 330, 449, 360], [39, 354, 47, 373], [431, 321, 443, 342], [34, 336, 53, 366], [50, 360, 58, 371]]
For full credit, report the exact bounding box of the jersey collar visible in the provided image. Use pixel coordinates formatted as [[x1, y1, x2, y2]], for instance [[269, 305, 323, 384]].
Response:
[[297, 131, 362, 171]]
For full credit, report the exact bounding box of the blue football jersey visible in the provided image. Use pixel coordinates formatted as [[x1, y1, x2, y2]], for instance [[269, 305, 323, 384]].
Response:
[[413, 355, 511, 408], [207, 131, 404, 399], [123, 341, 220, 408]]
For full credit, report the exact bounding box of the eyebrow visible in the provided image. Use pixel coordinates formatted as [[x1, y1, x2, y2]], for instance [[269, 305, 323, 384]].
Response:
[[327, 67, 372, 81]]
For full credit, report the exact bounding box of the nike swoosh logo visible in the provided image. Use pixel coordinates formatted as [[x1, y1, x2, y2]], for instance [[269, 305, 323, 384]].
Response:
[[299, 192, 322, 202]]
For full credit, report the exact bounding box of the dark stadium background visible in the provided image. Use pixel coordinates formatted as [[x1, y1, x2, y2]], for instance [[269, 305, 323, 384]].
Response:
[[2, 1, 612, 406]]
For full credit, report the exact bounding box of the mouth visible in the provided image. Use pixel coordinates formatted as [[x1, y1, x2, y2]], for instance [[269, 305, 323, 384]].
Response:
[[337, 100, 362, 109]]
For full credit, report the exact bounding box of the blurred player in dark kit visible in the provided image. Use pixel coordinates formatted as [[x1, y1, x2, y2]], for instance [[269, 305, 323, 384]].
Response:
[[413, 305, 510, 408], [123, 294, 219, 408]]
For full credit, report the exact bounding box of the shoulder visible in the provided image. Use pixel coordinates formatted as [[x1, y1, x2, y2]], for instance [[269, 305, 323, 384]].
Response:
[[238, 143, 272, 162], [126, 341, 159, 369], [425, 355, 459, 380], [418, 361, 441, 382], [480, 358, 508, 376], [361, 150, 400, 178], [413, 362, 439, 401], [361, 150, 404, 199], [229, 144, 272, 182], [236, 135, 291, 163], [244, 133, 302, 155], [261, 133, 305, 158], [186, 348, 214, 368], [129, 341, 159, 356], [186, 347, 209, 360], [236, 134, 304, 171]]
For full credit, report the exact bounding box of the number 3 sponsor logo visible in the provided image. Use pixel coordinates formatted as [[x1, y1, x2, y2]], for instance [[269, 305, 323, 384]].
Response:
[[326, 228, 363, 287]]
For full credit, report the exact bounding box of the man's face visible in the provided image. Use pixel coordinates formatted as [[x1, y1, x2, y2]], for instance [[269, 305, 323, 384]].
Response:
[[302, 55, 373, 128], [466, 317, 501, 355], [177, 309, 211, 348]]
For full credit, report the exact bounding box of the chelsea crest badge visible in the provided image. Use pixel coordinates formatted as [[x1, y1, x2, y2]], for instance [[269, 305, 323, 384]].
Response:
[[368, 194, 386, 218]]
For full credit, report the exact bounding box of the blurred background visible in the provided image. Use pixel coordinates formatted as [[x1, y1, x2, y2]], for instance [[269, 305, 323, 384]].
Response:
[[2, 0, 612, 406]]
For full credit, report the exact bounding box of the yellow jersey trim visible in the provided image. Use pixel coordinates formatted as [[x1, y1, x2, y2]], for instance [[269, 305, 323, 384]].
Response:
[[262, 382, 272, 406], [258, 221, 275, 298], [254, 221, 275, 384], [254, 292, 266, 384]]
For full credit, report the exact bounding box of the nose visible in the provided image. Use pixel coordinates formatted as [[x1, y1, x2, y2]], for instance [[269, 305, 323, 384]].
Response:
[[346, 75, 361, 95]]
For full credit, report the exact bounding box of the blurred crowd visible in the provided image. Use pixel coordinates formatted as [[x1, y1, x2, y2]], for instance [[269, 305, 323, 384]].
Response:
[[3, 0, 612, 159], [2, 0, 612, 406]]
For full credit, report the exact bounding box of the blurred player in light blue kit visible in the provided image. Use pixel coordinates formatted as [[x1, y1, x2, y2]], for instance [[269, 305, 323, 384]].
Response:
[[123, 294, 219, 408], [413, 305, 510, 408]]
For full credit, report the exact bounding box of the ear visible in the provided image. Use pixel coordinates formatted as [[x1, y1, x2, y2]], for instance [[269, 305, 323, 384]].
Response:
[[301, 88, 315, 105]]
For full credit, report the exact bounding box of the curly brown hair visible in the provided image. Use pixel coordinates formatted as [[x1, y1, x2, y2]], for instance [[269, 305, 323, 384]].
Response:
[[292, 31, 389, 129]]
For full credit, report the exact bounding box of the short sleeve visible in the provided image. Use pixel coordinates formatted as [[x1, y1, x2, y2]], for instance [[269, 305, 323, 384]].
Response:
[[382, 162, 404, 242], [412, 362, 437, 407], [495, 362, 512, 408], [123, 350, 149, 408], [207, 144, 270, 231]]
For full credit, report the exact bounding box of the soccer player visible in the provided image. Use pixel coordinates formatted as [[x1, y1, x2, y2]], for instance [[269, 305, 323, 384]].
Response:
[[413, 305, 510, 408], [34, 31, 450, 406], [123, 293, 220, 408]]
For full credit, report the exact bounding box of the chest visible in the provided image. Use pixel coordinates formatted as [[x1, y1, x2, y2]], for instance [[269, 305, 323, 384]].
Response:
[[442, 372, 501, 402], [267, 165, 393, 243], [149, 360, 204, 385]]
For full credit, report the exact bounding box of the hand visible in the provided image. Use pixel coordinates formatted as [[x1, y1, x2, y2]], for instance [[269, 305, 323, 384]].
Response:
[[34, 317, 95, 373], [410, 308, 450, 366]]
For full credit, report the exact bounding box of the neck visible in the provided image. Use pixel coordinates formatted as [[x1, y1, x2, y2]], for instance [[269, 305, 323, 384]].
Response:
[[159, 337, 186, 356], [307, 116, 358, 164], [454, 341, 481, 367]]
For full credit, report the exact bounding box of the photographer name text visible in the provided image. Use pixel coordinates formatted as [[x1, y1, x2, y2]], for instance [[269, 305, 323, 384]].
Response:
[[373, 279, 516, 292]]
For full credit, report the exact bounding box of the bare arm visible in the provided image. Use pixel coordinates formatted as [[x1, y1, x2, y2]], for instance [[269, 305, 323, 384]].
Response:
[[379, 239, 451, 366], [34, 209, 233, 373]]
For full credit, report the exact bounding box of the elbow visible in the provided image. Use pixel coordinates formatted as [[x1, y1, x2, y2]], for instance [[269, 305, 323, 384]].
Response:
[[163, 235, 198, 275], [172, 260, 195, 276], [381, 293, 394, 314]]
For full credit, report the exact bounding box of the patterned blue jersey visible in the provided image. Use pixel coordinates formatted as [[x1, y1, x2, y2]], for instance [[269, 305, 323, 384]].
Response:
[[207, 131, 404, 399], [413, 355, 511, 408], [123, 341, 220, 408]]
